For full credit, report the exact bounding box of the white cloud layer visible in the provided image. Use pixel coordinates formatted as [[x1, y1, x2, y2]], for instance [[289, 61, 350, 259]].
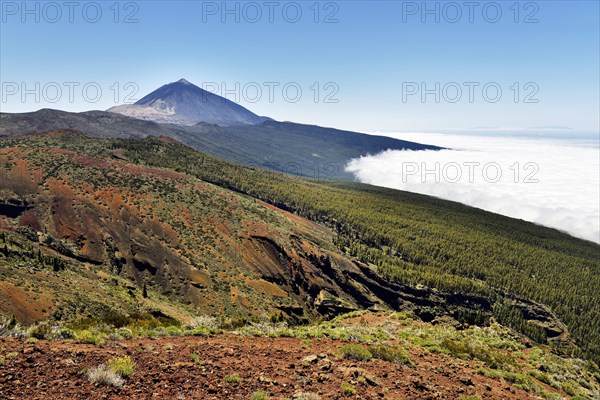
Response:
[[346, 132, 600, 244]]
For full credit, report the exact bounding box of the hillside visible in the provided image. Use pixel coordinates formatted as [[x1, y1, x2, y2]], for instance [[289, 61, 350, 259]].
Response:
[[87, 133, 600, 363], [0, 131, 384, 323], [0, 131, 539, 327], [0, 131, 599, 399], [0, 131, 598, 363], [0, 110, 440, 180]]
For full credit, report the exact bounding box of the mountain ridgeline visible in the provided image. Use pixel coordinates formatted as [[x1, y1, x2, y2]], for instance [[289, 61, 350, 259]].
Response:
[[0, 132, 598, 365]]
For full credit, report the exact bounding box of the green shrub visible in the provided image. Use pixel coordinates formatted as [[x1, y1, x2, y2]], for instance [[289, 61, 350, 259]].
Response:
[[369, 345, 411, 365], [438, 337, 516, 370], [339, 344, 372, 361], [561, 380, 580, 396], [150, 326, 183, 337], [163, 326, 182, 336], [529, 369, 552, 385], [107, 355, 135, 378], [251, 391, 270, 400], [186, 326, 213, 336], [341, 382, 356, 396], [224, 373, 241, 384], [75, 330, 105, 345], [190, 353, 201, 365]]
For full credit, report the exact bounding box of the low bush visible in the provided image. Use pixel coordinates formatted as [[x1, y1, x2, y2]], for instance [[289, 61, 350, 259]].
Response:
[[529, 369, 552, 385], [369, 344, 412, 366], [341, 382, 356, 396], [116, 327, 133, 339], [190, 353, 201, 365], [188, 315, 221, 329], [339, 344, 372, 361], [251, 391, 270, 400], [75, 330, 105, 345], [185, 326, 215, 337], [86, 364, 124, 387], [438, 337, 516, 370], [107, 355, 135, 378], [29, 322, 53, 340], [224, 373, 241, 384]]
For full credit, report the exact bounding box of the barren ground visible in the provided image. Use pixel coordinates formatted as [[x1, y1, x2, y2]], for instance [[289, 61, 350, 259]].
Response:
[[0, 334, 554, 400]]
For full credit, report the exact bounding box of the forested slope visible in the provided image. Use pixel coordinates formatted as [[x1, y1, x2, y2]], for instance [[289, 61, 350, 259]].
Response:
[[1, 133, 598, 364], [118, 136, 600, 363]]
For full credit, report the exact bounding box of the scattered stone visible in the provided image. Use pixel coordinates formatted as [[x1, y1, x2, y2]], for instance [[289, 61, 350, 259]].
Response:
[[364, 374, 379, 387], [302, 355, 319, 364], [460, 377, 474, 386], [259, 376, 278, 385]]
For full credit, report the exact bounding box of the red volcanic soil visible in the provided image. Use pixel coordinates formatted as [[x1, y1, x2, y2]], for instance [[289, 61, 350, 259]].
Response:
[[0, 334, 548, 400]]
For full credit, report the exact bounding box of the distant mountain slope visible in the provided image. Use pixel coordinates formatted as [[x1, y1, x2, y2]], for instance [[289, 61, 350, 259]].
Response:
[[0, 109, 177, 139], [107, 79, 270, 126], [182, 120, 441, 180], [0, 109, 441, 180]]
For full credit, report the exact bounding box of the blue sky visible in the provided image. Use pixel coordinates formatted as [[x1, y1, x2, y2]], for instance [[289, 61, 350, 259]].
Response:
[[1, 0, 599, 133]]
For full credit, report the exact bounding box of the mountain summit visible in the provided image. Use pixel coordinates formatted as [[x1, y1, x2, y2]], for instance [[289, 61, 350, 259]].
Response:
[[107, 79, 269, 126]]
